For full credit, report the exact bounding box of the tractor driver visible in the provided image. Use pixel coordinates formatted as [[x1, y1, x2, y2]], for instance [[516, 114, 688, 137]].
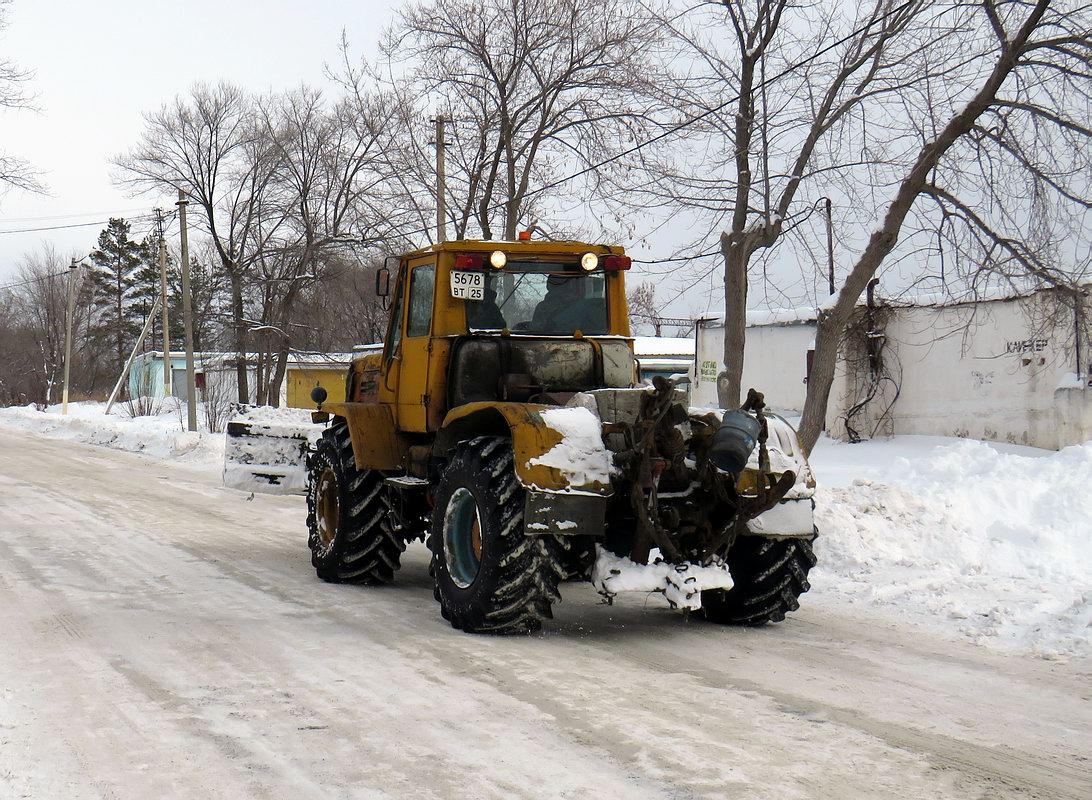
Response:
[[531, 274, 606, 334]]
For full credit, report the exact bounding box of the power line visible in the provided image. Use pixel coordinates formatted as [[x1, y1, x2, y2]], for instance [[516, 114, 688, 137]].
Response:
[[0, 270, 69, 292], [0, 207, 154, 224], [0, 214, 157, 235]]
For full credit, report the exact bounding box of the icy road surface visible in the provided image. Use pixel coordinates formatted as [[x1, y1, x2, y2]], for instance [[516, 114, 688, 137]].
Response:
[[0, 428, 1088, 800]]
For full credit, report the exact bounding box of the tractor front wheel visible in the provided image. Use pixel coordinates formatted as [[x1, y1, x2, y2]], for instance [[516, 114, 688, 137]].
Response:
[[429, 436, 563, 634], [306, 422, 405, 584]]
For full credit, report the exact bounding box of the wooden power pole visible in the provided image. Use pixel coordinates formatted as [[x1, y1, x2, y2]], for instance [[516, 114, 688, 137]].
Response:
[[155, 209, 171, 397], [61, 258, 80, 414], [434, 114, 447, 243], [177, 189, 197, 431]]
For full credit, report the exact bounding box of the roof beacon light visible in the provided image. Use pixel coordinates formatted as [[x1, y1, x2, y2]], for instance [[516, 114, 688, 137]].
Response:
[[489, 250, 507, 269], [580, 252, 599, 272]]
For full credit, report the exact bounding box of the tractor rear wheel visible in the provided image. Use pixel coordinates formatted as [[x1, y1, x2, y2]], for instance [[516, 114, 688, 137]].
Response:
[[702, 536, 816, 625], [429, 436, 563, 634], [306, 422, 405, 584]]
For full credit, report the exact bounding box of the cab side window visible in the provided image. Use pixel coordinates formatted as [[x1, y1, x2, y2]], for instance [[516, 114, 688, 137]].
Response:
[[407, 264, 436, 338], [384, 270, 406, 361]]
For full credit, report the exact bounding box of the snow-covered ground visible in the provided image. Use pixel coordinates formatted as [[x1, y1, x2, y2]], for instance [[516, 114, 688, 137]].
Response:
[[0, 411, 1089, 798], [1, 402, 1088, 659], [0, 401, 224, 465], [810, 437, 1092, 660]]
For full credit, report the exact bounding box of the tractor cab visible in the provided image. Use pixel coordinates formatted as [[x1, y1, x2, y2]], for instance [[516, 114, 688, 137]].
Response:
[[351, 240, 638, 433]]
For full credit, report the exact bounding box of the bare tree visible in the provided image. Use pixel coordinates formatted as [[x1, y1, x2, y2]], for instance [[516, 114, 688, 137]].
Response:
[[352, 0, 667, 241], [116, 82, 284, 402], [243, 87, 398, 405], [0, 0, 42, 195], [3, 246, 91, 404], [291, 257, 388, 353], [652, 0, 933, 407], [797, 0, 1090, 451]]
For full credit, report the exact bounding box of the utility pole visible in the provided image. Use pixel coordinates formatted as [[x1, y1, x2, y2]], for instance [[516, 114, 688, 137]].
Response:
[[155, 208, 171, 397], [61, 258, 80, 414], [105, 294, 162, 415], [824, 197, 835, 296], [433, 114, 447, 243], [177, 189, 197, 431]]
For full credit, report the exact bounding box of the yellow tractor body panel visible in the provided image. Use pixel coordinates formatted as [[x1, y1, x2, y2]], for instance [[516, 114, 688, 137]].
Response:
[[324, 401, 409, 471], [439, 401, 611, 495]]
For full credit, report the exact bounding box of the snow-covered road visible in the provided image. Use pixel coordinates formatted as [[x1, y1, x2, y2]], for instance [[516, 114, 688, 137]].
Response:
[[0, 428, 1088, 799]]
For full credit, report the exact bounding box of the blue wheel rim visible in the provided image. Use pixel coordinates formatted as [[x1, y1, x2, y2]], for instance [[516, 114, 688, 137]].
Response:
[[444, 487, 482, 588]]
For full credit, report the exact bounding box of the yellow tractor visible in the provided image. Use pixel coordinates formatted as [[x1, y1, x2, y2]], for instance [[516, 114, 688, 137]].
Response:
[[225, 239, 817, 633]]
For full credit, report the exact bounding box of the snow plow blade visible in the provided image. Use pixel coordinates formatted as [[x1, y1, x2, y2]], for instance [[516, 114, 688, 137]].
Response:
[[222, 405, 322, 496]]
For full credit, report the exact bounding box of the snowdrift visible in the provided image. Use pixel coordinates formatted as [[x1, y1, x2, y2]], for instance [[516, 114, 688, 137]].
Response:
[[0, 401, 223, 465], [811, 437, 1091, 659]]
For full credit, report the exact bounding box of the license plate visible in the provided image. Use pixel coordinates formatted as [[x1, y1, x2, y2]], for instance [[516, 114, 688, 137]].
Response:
[[450, 270, 485, 300]]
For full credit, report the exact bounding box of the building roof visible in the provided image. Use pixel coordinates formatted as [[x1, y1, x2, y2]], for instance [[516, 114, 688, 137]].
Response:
[[632, 336, 695, 357]]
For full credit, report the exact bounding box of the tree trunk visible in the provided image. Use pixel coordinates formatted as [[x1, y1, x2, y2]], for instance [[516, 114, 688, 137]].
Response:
[[227, 269, 249, 403], [797, 311, 842, 452], [268, 339, 290, 409], [718, 232, 748, 409]]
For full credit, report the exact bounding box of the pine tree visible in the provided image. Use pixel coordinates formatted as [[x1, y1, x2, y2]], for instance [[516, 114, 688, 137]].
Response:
[[167, 254, 226, 352], [130, 233, 169, 352], [88, 218, 144, 375]]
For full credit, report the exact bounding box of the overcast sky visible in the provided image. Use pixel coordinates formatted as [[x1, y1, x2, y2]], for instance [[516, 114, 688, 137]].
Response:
[[0, 0, 802, 320], [0, 0, 398, 278]]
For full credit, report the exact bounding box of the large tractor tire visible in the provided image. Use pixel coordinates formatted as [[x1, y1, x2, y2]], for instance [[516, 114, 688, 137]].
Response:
[[556, 535, 597, 580], [306, 421, 405, 584], [429, 436, 563, 634], [702, 536, 816, 625]]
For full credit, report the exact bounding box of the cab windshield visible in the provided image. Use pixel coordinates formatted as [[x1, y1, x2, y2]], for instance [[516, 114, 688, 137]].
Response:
[[465, 261, 609, 335]]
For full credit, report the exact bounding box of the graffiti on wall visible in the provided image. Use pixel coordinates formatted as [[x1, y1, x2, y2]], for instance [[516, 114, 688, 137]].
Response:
[[1006, 338, 1049, 354]]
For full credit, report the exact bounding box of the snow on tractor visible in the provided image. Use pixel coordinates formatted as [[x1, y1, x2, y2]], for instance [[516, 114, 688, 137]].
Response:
[[224, 240, 817, 634]]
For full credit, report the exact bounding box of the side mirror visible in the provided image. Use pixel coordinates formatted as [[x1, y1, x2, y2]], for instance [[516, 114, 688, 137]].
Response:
[[375, 267, 391, 298]]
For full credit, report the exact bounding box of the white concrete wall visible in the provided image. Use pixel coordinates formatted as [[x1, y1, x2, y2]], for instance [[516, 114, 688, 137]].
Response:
[[693, 320, 815, 415], [1055, 386, 1092, 448], [837, 295, 1088, 449], [693, 290, 1091, 449]]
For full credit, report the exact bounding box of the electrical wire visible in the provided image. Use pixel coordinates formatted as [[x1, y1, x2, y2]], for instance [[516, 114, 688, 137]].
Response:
[[0, 207, 154, 224], [632, 249, 720, 265], [0, 214, 158, 236], [0, 270, 69, 292]]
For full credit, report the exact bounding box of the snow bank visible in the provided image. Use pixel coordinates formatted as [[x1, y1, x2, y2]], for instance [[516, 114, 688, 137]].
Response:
[[528, 407, 613, 488], [810, 436, 1092, 659], [0, 402, 224, 466]]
